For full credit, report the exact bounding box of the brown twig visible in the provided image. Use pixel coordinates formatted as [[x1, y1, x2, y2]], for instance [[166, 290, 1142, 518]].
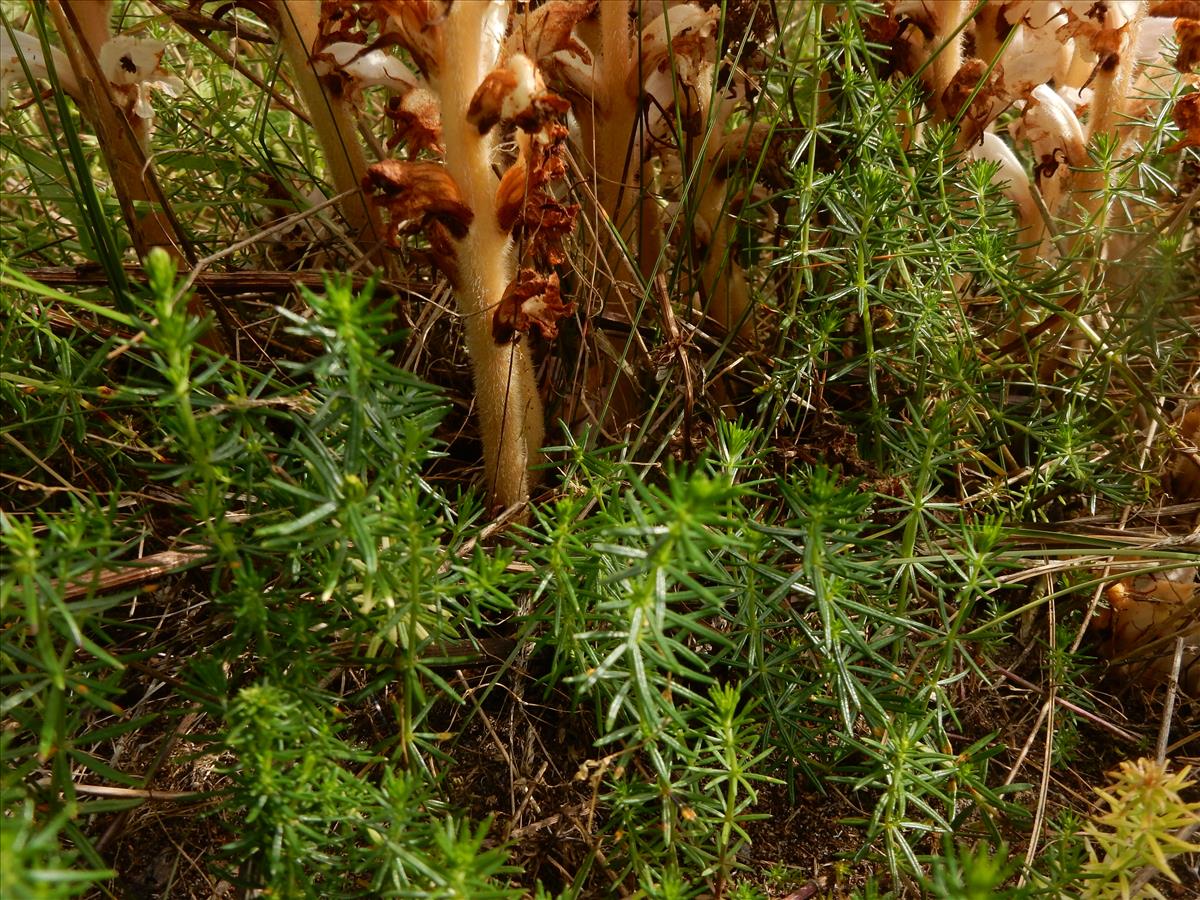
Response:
[[990, 664, 1140, 744], [1157, 636, 1187, 764], [51, 546, 208, 601], [36, 780, 206, 802]]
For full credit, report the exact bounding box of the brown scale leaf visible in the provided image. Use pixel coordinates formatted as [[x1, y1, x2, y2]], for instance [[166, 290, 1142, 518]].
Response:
[[425, 219, 459, 285], [362, 159, 473, 249], [493, 269, 573, 344], [495, 160, 530, 234]]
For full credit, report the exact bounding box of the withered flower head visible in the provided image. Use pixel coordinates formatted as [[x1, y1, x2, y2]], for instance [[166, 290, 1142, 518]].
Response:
[[362, 158, 473, 245], [495, 129, 577, 267], [1167, 90, 1200, 150], [492, 269, 573, 343], [467, 54, 570, 135], [1176, 17, 1200, 71], [375, 0, 447, 78]]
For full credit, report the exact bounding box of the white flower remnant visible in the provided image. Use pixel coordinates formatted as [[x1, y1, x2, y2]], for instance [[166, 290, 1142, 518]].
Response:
[[97, 35, 183, 123], [1, 29, 79, 110]]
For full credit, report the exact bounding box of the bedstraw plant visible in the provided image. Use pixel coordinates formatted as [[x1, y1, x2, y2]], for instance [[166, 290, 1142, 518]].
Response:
[[2, 1, 1199, 897]]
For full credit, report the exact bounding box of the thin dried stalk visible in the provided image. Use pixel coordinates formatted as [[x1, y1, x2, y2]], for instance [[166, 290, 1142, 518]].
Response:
[[275, 0, 385, 257], [54, 1, 186, 260]]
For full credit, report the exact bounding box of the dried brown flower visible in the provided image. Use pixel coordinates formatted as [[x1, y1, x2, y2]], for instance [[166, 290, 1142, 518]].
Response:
[[633, 4, 719, 104], [505, 0, 597, 66], [494, 126, 577, 267], [1150, 1, 1200, 16], [375, 0, 446, 77], [942, 57, 1007, 144], [385, 87, 442, 152], [859, 2, 917, 79], [1176, 17, 1200, 71], [492, 269, 573, 343], [467, 54, 570, 135], [1167, 90, 1200, 150], [1169, 407, 1200, 500], [1057, 1, 1133, 62], [314, 0, 371, 49], [362, 158, 473, 246]]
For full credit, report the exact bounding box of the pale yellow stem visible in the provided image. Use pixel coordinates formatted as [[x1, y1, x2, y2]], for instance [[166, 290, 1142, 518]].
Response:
[[435, 0, 542, 511], [1075, 3, 1147, 257], [928, 0, 967, 121], [275, 1, 383, 254], [695, 161, 754, 342], [593, 0, 659, 303]]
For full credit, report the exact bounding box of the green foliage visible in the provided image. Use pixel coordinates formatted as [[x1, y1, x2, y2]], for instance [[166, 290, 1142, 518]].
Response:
[[922, 838, 1029, 899], [1080, 759, 1200, 900]]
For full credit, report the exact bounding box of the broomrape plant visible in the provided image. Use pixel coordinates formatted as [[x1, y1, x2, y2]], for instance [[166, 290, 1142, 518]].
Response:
[[873, 0, 1199, 293], [4, 1, 837, 508], [281, 0, 786, 508]]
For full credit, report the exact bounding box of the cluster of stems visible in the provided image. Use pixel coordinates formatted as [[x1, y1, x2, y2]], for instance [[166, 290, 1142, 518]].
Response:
[[279, 0, 779, 509], [4, 1, 786, 509]]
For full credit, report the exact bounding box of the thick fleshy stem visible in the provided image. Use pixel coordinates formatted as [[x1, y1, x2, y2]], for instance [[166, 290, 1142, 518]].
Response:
[[434, 0, 543, 511], [1074, 2, 1149, 252]]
